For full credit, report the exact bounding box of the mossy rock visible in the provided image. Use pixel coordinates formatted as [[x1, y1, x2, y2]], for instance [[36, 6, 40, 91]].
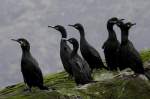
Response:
[[1, 50, 150, 99]]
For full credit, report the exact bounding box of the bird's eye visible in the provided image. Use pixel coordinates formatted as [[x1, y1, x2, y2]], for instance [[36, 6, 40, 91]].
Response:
[[19, 41, 23, 44], [75, 25, 78, 28], [55, 27, 59, 30]]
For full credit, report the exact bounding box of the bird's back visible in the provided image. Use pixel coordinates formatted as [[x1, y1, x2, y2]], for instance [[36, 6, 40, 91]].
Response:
[[80, 39, 104, 69], [69, 54, 92, 85], [60, 40, 73, 75], [21, 53, 43, 86], [119, 41, 144, 74], [102, 38, 120, 70]]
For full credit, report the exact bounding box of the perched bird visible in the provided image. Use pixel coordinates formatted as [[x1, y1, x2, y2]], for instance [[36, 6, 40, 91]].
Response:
[[68, 23, 107, 71], [48, 25, 73, 77], [102, 17, 123, 71], [67, 38, 93, 85], [12, 38, 48, 91], [116, 21, 145, 75]]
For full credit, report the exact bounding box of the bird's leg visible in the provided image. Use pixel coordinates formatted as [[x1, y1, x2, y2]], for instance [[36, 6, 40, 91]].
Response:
[[23, 84, 30, 92], [23, 87, 31, 92], [28, 86, 32, 92], [24, 85, 32, 92], [48, 86, 56, 91], [67, 74, 73, 80], [132, 73, 139, 78]]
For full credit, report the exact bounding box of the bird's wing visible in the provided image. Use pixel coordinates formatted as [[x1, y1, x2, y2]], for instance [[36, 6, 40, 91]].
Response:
[[21, 56, 43, 84], [102, 41, 107, 49], [88, 46, 101, 58], [127, 42, 144, 71]]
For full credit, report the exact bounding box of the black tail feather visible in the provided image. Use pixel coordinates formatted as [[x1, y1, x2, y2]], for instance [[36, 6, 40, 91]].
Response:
[[38, 85, 49, 90], [144, 68, 150, 80]]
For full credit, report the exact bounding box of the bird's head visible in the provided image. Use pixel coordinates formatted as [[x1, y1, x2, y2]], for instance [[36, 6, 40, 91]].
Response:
[[68, 23, 83, 30], [108, 17, 124, 25], [117, 21, 136, 30], [124, 22, 136, 30], [67, 38, 77, 44], [11, 38, 30, 50], [67, 38, 79, 48], [48, 25, 65, 32], [116, 19, 125, 29], [48, 25, 67, 38]]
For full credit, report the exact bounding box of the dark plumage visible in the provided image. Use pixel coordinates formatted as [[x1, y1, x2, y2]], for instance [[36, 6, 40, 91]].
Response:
[[48, 25, 73, 77], [116, 21, 145, 74], [102, 17, 123, 70], [68, 23, 107, 71], [12, 38, 48, 91], [67, 38, 93, 85]]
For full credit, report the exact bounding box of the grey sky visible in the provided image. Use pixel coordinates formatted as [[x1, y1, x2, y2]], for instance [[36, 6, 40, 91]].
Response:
[[0, 0, 150, 88]]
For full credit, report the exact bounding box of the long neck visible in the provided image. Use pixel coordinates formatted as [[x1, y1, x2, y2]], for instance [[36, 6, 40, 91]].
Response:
[[107, 24, 117, 39], [21, 46, 31, 55], [71, 43, 79, 58], [60, 29, 67, 38], [121, 29, 129, 44], [78, 27, 85, 38]]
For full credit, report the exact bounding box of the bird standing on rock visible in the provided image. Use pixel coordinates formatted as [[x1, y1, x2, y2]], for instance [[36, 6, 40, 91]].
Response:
[[12, 38, 48, 91], [116, 21, 145, 75], [102, 17, 124, 71], [68, 23, 107, 71], [48, 25, 73, 77], [67, 38, 93, 85]]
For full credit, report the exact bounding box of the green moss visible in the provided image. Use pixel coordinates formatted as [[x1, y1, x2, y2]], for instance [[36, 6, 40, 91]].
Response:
[[1, 50, 150, 99], [1, 71, 150, 99], [140, 49, 150, 62]]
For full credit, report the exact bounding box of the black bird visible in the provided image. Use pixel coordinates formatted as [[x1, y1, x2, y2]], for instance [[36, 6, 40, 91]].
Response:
[[48, 25, 73, 77], [67, 38, 93, 85], [12, 38, 48, 91], [116, 21, 145, 74], [68, 23, 107, 71], [102, 17, 123, 71]]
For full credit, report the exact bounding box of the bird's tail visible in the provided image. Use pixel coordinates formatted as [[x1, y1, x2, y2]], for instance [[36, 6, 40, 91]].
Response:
[[90, 80, 98, 83], [144, 68, 150, 80], [102, 65, 109, 70], [38, 85, 49, 90]]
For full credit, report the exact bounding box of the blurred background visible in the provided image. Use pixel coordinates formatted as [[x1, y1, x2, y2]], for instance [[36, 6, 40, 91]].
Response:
[[0, 0, 150, 88]]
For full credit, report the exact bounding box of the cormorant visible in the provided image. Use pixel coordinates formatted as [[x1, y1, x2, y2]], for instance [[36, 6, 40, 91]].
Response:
[[48, 25, 73, 77], [12, 38, 48, 91], [68, 23, 107, 71], [67, 38, 93, 85], [102, 17, 123, 70], [116, 21, 145, 74]]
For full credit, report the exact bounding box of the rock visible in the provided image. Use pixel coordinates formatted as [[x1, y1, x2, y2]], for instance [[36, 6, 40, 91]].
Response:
[[1, 50, 150, 99]]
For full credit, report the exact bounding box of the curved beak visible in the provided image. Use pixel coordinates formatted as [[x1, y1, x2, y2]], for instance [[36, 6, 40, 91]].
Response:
[[119, 19, 125, 21], [68, 24, 74, 27], [66, 39, 70, 42], [117, 19, 125, 23], [48, 26, 54, 28], [131, 23, 136, 26], [11, 39, 18, 42]]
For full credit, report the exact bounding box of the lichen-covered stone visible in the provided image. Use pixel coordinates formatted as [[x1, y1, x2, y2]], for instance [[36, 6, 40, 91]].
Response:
[[0, 50, 150, 99]]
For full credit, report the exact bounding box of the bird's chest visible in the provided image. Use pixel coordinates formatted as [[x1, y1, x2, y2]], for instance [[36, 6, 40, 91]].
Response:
[[105, 40, 119, 51], [80, 42, 89, 54], [60, 44, 71, 59], [21, 57, 32, 70], [120, 44, 132, 59]]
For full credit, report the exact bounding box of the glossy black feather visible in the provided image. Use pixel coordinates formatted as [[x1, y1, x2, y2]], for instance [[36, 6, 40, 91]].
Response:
[[49, 25, 73, 76], [117, 22, 144, 74], [13, 38, 48, 91], [102, 17, 120, 70], [69, 23, 106, 71], [67, 38, 93, 85]]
